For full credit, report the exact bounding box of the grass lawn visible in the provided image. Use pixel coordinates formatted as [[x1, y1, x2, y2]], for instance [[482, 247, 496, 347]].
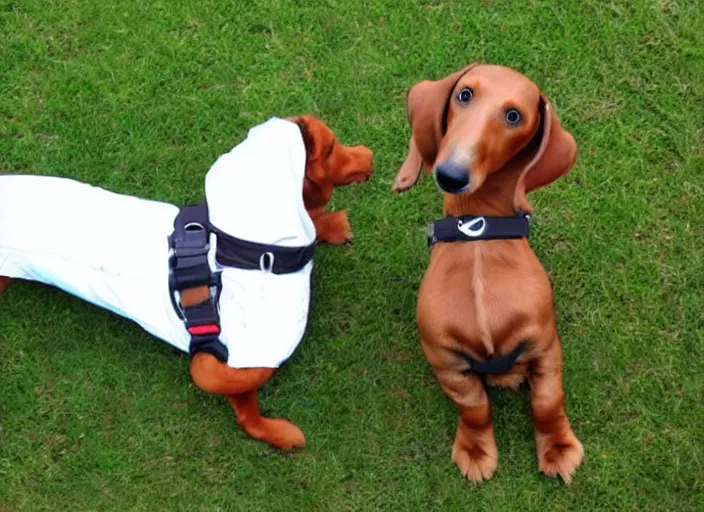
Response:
[[1, 0, 703, 510]]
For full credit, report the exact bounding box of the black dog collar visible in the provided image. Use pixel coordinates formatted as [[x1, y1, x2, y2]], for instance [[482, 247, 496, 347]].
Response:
[[427, 214, 530, 246]]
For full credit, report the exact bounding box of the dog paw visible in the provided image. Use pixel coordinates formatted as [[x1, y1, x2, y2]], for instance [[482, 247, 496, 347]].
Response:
[[391, 174, 416, 194], [536, 429, 584, 484], [452, 432, 498, 483], [318, 211, 352, 245], [261, 418, 306, 451]]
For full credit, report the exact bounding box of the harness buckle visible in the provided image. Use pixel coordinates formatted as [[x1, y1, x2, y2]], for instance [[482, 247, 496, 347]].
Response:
[[168, 221, 212, 291]]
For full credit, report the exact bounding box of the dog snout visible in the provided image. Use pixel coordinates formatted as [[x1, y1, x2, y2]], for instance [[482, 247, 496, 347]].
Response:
[[357, 145, 374, 179], [435, 160, 470, 194]]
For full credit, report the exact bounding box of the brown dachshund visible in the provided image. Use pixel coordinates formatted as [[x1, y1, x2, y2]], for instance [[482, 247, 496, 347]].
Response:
[[393, 64, 583, 483], [188, 115, 373, 450], [0, 115, 373, 452]]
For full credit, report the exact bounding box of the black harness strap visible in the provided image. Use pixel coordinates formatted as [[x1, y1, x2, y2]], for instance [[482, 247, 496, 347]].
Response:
[[168, 203, 228, 362], [428, 214, 530, 246], [458, 342, 527, 376], [212, 227, 315, 274], [168, 201, 316, 363]]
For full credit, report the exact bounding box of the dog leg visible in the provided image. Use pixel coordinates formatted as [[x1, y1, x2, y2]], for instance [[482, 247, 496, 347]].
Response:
[[421, 340, 499, 483], [311, 210, 352, 245], [0, 276, 10, 295], [226, 392, 306, 451], [190, 355, 275, 395], [445, 371, 498, 482], [190, 354, 305, 451], [445, 372, 498, 482], [422, 340, 498, 482], [530, 339, 584, 484]]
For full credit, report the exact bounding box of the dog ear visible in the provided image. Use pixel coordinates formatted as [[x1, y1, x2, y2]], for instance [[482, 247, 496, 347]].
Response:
[[408, 63, 480, 167], [392, 63, 479, 193], [292, 115, 328, 182], [512, 97, 577, 213], [391, 135, 424, 193], [292, 115, 315, 156]]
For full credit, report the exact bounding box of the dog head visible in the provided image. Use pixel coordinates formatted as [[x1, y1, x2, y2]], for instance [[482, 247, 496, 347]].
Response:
[[289, 115, 374, 209], [393, 64, 576, 213]]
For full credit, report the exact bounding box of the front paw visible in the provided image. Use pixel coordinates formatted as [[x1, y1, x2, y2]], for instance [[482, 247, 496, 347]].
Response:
[[317, 210, 352, 245], [452, 427, 498, 483], [536, 429, 584, 484]]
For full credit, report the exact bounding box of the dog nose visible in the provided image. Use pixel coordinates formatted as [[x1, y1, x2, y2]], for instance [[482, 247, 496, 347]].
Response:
[[435, 161, 470, 193]]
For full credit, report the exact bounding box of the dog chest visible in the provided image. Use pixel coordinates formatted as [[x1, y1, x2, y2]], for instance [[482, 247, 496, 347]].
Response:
[[418, 242, 550, 354]]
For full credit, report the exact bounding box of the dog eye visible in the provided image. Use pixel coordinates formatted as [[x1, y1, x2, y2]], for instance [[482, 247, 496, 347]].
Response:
[[505, 108, 522, 125], [457, 87, 473, 104]]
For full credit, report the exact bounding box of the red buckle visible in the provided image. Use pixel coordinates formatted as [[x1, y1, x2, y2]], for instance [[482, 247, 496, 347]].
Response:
[[188, 324, 220, 336]]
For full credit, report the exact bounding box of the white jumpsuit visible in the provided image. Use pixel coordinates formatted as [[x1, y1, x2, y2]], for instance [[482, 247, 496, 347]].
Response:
[[0, 117, 315, 369]]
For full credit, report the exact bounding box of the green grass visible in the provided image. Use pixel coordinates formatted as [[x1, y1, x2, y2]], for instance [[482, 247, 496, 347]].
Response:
[[1, 0, 702, 510]]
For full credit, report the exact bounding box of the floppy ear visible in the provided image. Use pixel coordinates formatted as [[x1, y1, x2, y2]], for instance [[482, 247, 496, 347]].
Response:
[[512, 97, 577, 213], [392, 63, 479, 193], [391, 135, 423, 193], [292, 115, 327, 182]]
